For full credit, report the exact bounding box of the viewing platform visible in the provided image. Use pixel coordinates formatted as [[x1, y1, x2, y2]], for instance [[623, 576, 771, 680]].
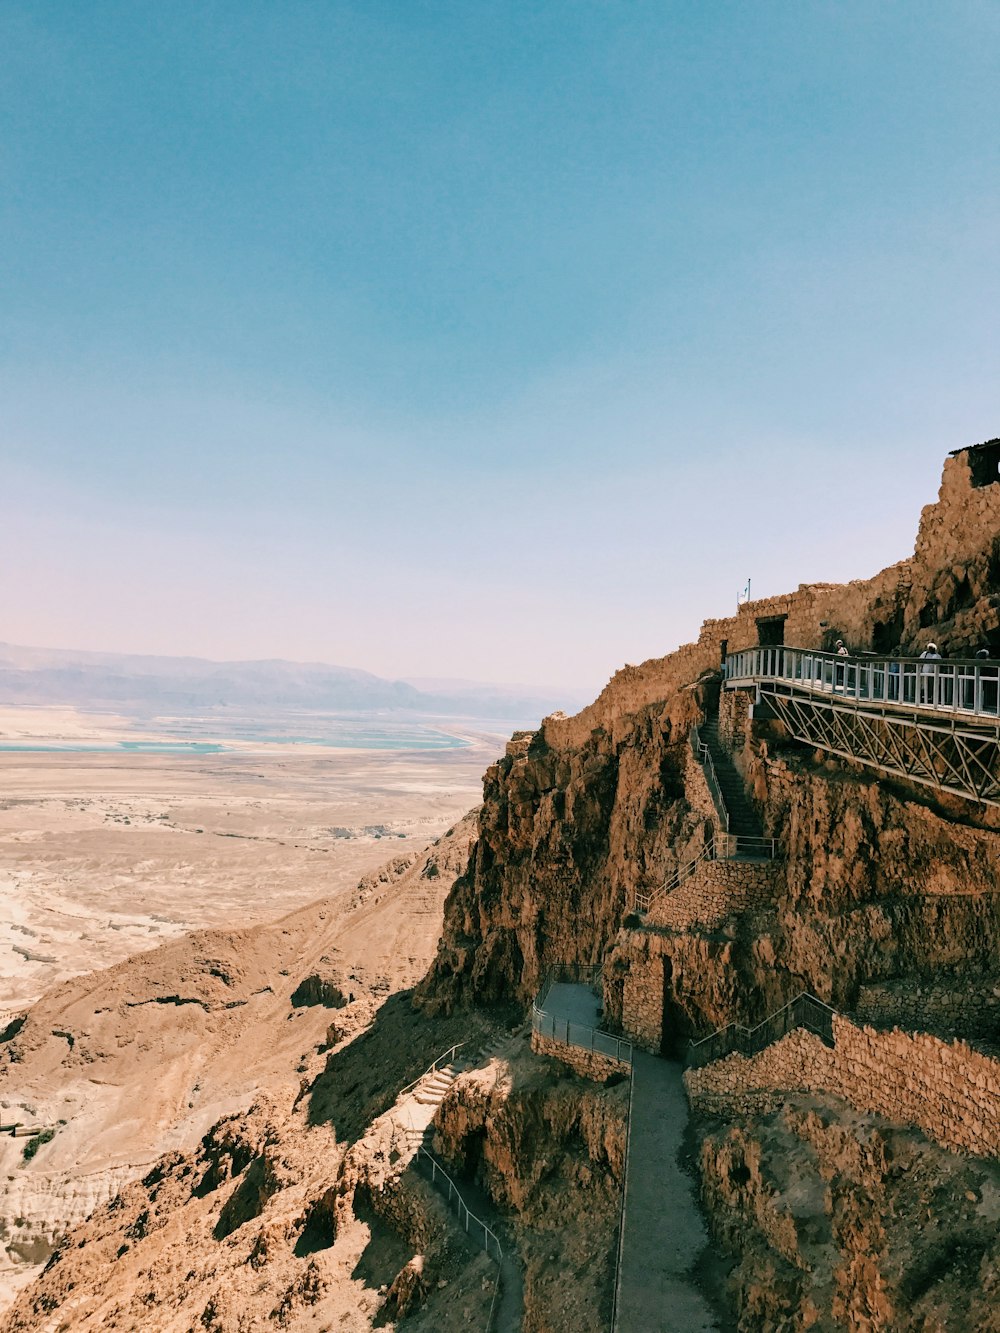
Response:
[[726, 644, 1000, 805]]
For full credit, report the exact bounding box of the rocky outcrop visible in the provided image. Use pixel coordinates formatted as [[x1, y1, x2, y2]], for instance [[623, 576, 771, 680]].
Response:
[[698, 1095, 1000, 1332], [430, 1042, 628, 1333], [420, 684, 707, 1012]]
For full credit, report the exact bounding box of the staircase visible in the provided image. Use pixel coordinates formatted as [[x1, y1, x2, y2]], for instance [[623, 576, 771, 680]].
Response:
[[699, 697, 767, 853], [397, 1038, 508, 1155]]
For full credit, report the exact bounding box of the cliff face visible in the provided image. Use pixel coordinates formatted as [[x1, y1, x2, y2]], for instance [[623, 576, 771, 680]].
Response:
[[421, 685, 705, 1010], [431, 1048, 628, 1333], [423, 442, 1000, 1035], [417, 440, 1000, 1329]]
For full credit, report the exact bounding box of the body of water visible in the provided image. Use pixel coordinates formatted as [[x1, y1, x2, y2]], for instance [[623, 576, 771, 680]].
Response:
[[0, 726, 475, 754]]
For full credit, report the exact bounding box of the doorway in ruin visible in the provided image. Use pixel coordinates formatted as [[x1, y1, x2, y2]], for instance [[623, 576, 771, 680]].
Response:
[[659, 957, 688, 1058], [756, 615, 787, 647], [966, 439, 1000, 489], [873, 613, 904, 655]]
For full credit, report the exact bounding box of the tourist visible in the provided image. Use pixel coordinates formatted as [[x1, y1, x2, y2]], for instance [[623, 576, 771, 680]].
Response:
[[919, 642, 941, 704], [834, 639, 848, 690], [976, 647, 998, 714]]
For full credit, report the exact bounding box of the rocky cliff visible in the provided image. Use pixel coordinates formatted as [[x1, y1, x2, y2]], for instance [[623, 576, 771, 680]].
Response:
[[422, 441, 1000, 1030], [415, 439, 1000, 1326]]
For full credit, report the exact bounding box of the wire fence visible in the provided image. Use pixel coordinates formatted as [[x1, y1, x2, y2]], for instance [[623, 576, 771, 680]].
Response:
[[417, 1147, 504, 1262], [531, 965, 633, 1065], [686, 992, 836, 1069]]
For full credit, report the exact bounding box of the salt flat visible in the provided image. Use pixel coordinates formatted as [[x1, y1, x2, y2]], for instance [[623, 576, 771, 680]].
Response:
[[0, 704, 502, 1017]]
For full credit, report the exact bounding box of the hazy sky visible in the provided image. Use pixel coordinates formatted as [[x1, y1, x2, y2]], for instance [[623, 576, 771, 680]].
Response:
[[3, 3, 998, 694]]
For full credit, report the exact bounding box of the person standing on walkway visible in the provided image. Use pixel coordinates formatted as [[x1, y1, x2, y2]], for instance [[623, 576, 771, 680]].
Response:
[[919, 642, 942, 705], [976, 647, 998, 713], [835, 639, 849, 691]]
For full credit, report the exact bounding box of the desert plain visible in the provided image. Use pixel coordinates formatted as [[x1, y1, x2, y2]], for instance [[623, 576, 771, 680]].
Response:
[[0, 704, 500, 1018], [0, 703, 506, 1314]]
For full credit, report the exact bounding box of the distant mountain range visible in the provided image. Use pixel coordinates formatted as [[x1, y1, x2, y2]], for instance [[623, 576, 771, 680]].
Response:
[[0, 642, 585, 722]]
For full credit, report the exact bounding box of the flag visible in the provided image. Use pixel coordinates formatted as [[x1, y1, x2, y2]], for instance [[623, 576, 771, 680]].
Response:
[[737, 579, 751, 608]]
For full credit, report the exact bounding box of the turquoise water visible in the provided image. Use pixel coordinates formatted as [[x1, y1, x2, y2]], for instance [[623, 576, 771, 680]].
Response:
[[0, 741, 226, 754], [244, 730, 467, 750], [0, 729, 470, 754]]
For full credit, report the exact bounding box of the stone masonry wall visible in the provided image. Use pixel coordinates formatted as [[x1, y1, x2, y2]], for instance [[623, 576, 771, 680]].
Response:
[[685, 1013, 1000, 1159], [621, 953, 666, 1053], [855, 977, 1000, 1043], [542, 446, 998, 757], [645, 858, 781, 933], [530, 1031, 630, 1083], [718, 687, 751, 752]]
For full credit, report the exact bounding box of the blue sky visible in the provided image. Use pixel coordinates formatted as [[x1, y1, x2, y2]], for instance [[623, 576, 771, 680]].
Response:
[[3, 2, 998, 693]]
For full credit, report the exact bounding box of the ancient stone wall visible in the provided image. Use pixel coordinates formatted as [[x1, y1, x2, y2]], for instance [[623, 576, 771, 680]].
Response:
[[529, 1031, 630, 1082], [644, 859, 780, 933], [718, 687, 750, 752], [541, 445, 1000, 760], [685, 1014, 1000, 1159], [620, 952, 666, 1052], [855, 976, 1000, 1042]]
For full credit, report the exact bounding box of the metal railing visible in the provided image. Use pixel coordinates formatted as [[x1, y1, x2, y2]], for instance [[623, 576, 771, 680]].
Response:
[[633, 833, 778, 916], [715, 833, 779, 860], [726, 645, 1000, 722], [686, 992, 836, 1069], [690, 724, 729, 834], [687, 725, 778, 864], [531, 965, 633, 1065], [609, 1050, 636, 1333], [417, 1147, 504, 1262], [398, 1042, 466, 1098], [634, 840, 716, 913]]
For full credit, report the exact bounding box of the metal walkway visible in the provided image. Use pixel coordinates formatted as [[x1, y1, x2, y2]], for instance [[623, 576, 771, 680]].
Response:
[[727, 645, 1000, 805]]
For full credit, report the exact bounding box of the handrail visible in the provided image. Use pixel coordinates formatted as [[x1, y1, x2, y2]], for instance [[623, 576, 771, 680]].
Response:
[[533, 963, 602, 1013], [531, 965, 633, 1065], [634, 839, 716, 913], [417, 1147, 504, 1262], [690, 724, 730, 834], [726, 644, 1000, 723], [609, 1045, 636, 1333], [686, 991, 837, 1069], [398, 1042, 466, 1099], [714, 833, 779, 861]]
